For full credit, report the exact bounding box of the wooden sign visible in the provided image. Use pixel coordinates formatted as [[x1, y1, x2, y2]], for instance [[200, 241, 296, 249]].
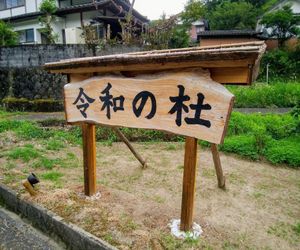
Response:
[[64, 70, 234, 144]]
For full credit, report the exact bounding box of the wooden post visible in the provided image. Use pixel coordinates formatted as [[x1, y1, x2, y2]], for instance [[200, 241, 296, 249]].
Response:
[[70, 74, 97, 196], [82, 123, 97, 196], [180, 137, 198, 232], [211, 143, 226, 189]]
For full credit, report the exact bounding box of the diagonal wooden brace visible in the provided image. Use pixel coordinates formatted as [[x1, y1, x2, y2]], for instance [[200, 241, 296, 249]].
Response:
[[112, 127, 147, 168], [211, 143, 226, 189]]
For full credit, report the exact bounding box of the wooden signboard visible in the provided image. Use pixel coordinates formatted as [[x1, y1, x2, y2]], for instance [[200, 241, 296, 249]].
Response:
[[64, 70, 234, 144], [46, 42, 265, 234]]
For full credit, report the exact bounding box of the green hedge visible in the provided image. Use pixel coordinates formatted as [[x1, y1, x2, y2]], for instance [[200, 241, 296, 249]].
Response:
[[1, 97, 63, 112], [228, 83, 300, 108], [224, 112, 300, 167]]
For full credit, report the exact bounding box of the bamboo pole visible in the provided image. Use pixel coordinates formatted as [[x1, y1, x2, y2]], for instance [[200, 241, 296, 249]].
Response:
[[211, 143, 226, 189], [112, 127, 147, 168], [180, 137, 198, 231]]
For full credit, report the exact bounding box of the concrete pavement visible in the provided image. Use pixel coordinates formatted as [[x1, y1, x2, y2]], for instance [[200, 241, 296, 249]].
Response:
[[0, 206, 65, 250]]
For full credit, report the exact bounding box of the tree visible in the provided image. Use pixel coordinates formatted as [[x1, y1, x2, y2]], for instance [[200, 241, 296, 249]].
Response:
[[143, 14, 177, 49], [169, 25, 190, 49], [119, 0, 141, 45], [181, 0, 205, 28], [260, 5, 300, 47], [208, 1, 258, 30], [39, 0, 58, 44], [0, 21, 18, 46]]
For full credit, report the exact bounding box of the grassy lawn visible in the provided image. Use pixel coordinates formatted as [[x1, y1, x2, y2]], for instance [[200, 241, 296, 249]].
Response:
[[0, 109, 299, 249]]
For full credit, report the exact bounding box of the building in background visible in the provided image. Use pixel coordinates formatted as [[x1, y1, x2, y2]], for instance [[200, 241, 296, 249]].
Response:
[[189, 19, 209, 43], [0, 0, 148, 44], [198, 30, 262, 47], [256, 0, 300, 50]]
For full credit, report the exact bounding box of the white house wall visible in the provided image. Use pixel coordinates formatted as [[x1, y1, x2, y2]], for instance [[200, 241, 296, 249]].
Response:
[[0, 9, 10, 18], [25, 0, 38, 13], [0, 1, 126, 44], [52, 17, 66, 43], [65, 13, 81, 28], [13, 20, 43, 44]]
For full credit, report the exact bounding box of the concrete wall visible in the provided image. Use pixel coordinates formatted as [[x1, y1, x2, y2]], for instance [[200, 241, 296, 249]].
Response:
[[0, 44, 141, 68], [0, 44, 141, 104]]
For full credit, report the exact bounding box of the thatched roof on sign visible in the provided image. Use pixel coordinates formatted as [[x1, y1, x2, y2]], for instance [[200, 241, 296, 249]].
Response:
[[45, 41, 266, 85]]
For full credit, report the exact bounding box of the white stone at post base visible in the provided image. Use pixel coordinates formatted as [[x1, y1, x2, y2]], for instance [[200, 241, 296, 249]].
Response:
[[169, 219, 203, 239]]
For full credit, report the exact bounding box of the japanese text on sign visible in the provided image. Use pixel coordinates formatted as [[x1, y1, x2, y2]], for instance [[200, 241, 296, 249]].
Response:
[[64, 71, 234, 144]]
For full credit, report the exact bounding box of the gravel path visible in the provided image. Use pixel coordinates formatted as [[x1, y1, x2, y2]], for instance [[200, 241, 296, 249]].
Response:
[[0, 206, 65, 250]]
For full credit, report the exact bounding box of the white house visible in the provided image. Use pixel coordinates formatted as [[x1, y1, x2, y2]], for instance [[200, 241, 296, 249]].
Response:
[[0, 0, 148, 44], [256, 0, 300, 35]]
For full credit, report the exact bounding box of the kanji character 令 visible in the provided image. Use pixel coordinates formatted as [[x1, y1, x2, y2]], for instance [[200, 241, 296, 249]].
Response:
[[73, 87, 95, 118]]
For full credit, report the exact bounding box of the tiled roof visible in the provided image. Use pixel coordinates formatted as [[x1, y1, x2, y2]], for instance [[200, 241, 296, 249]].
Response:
[[2, 0, 148, 23]]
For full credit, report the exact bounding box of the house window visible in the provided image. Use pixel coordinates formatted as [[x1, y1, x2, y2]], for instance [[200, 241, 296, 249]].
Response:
[[195, 25, 204, 34], [0, 0, 24, 10], [58, 0, 92, 8], [95, 24, 105, 39], [18, 29, 34, 44]]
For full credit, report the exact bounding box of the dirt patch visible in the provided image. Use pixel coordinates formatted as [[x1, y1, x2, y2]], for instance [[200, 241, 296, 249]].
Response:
[[0, 141, 299, 249]]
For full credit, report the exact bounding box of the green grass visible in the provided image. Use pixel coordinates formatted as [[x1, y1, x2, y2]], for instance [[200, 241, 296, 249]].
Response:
[[166, 144, 176, 150], [32, 157, 60, 170], [158, 233, 211, 250], [7, 144, 40, 162], [0, 119, 81, 145], [0, 108, 26, 119], [41, 171, 64, 182], [0, 108, 299, 168], [292, 223, 300, 235], [45, 139, 65, 151], [267, 222, 300, 244]]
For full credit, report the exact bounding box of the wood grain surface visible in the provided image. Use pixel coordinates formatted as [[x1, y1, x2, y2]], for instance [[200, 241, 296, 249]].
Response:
[[64, 70, 234, 144]]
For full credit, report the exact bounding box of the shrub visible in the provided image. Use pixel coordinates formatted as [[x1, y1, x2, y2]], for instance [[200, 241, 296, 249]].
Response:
[[220, 135, 259, 160], [228, 83, 300, 108], [258, 48, 300, 81], [264, 138, 300, 167], [2, 97, 63, 112]]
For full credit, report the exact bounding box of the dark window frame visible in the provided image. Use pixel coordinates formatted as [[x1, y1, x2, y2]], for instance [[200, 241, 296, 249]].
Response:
[[18, 28, 34, 44], [0, 0, 25, 11], [25, 28, 34, 43]]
